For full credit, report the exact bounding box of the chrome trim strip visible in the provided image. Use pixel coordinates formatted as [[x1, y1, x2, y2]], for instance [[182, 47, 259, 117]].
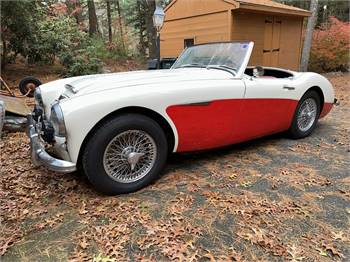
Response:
[[283, 85, 295, 90], [179, 101, 212, 106], [186, 101, 211, 106]]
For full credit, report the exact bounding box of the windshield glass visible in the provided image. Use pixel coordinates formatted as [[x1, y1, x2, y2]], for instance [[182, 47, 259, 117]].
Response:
[[171, 42, 252, 75]]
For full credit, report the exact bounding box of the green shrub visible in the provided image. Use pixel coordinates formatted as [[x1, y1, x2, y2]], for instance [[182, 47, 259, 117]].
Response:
[[1, 2, 130, 76], [26, 16, 102, 76], [309, 17, 350, 73], [89, 38, 129, 61], [27, 17, 79, 64], [0, 1, 42, 66], [59, 48, 102, 76]]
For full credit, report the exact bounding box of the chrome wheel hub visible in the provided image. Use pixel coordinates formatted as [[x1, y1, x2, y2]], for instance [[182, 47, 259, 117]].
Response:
[[103, 130, 157, 183], [297, 98, 317, 132]]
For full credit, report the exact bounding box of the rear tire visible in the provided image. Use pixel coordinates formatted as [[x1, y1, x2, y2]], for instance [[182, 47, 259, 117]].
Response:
[[82, 114, 168, 195], [288, 90, 321, 139]]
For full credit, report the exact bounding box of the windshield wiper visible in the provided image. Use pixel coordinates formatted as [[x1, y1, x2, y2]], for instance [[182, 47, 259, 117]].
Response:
[[178, 63, 205, 68], [206, 65, 237, 76]]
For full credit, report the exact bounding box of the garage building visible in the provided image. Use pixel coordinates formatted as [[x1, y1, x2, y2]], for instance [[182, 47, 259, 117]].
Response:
[[160, 0, 310, 70]]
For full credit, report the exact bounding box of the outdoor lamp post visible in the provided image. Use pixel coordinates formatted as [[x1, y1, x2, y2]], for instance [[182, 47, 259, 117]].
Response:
[[153, 5, 165, 69], [323, 5, 328, 24]]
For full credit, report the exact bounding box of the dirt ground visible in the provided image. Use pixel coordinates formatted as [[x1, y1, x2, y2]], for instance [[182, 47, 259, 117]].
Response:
[[0, 65, 349, 261]]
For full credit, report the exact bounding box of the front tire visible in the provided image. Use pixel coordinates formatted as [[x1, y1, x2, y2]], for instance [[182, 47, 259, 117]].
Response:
[[82, 114, 168, 195], [288, 90, 321, 139]]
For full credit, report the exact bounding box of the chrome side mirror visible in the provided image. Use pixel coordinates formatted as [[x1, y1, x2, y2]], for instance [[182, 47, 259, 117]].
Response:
[[253, 66, 264, 77], [253, 68, 259, 78]]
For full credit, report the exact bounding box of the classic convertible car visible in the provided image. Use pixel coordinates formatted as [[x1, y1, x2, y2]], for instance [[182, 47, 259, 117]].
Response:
[[27, 42, 335, 195]]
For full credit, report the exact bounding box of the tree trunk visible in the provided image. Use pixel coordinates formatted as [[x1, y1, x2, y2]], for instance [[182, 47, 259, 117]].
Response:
[[1, 39, 6, 70], [87, 0, 99, 36], [73, 0, 83, 25], [0, 101, 4, 137], [106, 0, 112, 43], [66, 0, 83, 25], [146, 0, 157, 59], [115, 0, 125, 50], [300, 0, 319, 71], [137, 1, 147, 56]]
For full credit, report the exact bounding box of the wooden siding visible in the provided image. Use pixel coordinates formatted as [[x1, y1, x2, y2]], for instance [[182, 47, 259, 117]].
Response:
[[279, 16, 303, 70], [164, 0, 235, 21], [262, 16, 281, 67], [263, 16, 274, 66], [160, 0, 305, 70], [271, 18, 282, 66], [231, 11, 266, 66], [160, 11, 229, 58], [231, 11, 303, 70]]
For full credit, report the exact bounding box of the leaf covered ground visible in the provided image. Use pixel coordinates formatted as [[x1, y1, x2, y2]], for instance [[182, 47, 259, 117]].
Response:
[[0, 67, 349, 261]]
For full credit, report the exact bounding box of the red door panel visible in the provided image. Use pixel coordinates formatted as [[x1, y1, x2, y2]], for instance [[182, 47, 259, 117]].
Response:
[[236, 98, 297, 142], [166, 100, 244, 152], [167, 98, 298, 152]]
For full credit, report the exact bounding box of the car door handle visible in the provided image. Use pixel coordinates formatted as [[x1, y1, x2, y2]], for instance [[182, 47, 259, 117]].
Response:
[[283, 85, 295, 90]]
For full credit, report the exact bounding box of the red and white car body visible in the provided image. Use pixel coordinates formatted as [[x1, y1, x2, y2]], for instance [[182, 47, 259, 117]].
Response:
[[27, 42, 335, 194]]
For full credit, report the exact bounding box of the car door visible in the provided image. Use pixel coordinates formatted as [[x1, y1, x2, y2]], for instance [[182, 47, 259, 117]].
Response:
[[166, 77, 247, 152], [236, 76, 298, 141], [166, 42, 255, 152]]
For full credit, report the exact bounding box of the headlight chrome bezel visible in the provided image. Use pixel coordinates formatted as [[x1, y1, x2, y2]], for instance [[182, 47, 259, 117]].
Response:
[[50, 102, 66, 137]]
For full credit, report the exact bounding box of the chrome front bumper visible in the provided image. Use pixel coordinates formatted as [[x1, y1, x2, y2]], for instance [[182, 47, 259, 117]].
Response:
[[26, 114, 76, 173]]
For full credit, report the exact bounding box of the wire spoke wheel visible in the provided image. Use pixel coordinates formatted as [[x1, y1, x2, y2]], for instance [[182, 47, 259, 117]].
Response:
[[103, 130, 157, 183], [297, 98, 317, 132]]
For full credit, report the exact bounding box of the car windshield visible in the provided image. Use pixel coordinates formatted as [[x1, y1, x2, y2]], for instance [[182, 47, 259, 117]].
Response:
[[171, 42, 252, 75]]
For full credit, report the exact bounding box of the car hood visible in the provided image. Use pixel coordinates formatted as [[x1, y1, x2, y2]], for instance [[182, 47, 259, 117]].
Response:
[[62, 68, 233, 97]]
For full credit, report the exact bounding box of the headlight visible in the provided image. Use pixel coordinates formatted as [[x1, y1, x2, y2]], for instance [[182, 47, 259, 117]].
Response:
[[50, 102, 66, 137], [34, 88, 43, 107]]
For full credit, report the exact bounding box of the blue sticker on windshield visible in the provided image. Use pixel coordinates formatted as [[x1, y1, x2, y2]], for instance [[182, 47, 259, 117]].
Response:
[[242, 44, 248, 49]]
